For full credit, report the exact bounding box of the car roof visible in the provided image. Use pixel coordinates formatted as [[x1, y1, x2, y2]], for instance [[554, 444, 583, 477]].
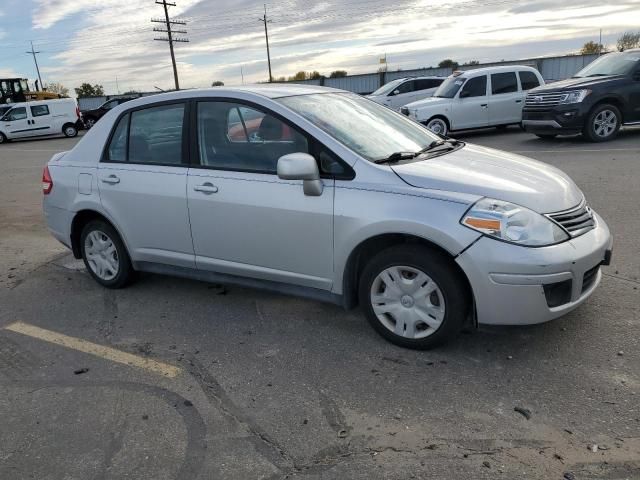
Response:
[[456, 65, 538, 76], [4, 98, 75, 107], [133, 84, 346, 104]]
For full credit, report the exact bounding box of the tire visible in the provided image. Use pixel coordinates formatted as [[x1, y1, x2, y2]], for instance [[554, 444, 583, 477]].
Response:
[[535, 134, 557, 140], [80, 220, 134, 289], [84, 117, 96, 129], [0, 132, 6, 144], [583, 104, 621, 142], [358, 245, 469, 350], [63, 124, 78, 138], [425, 117, 449, 136]]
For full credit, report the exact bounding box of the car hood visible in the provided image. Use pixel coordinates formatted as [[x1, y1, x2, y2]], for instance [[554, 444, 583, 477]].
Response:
[[531, 75, 625, 92], [391, 143, 583, 213], [403, 96, 450, 110]]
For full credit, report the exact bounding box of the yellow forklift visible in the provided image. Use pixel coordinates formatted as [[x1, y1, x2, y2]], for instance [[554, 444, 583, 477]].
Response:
[[0, 78, 64, 104]]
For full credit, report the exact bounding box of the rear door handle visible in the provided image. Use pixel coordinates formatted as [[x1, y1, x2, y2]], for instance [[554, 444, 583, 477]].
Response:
[[194, 182, 218, 194], [515, 99, 523, 103], [101, 175, 120, 184], [481, 104, 488, 108]]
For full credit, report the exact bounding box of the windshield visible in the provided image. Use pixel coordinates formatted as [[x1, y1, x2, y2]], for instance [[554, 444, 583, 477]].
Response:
[[278, 93, 440, 162], [433, 76, 466, 98], [575, 52, 640, 77], [370, 78, 406, 96]]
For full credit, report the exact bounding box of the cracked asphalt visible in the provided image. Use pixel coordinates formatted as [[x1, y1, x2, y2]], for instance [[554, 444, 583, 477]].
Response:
[[1, 127, 639, 479]]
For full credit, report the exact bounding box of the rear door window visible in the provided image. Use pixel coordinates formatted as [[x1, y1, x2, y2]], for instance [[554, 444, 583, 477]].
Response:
[[30, 105, 50, 117], [518, 71, 541, 90], [128, 104, 185, 165], [491, 72, 518, 94]]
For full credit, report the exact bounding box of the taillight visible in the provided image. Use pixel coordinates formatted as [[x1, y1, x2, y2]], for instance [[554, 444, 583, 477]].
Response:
[[75, 106, 81, 119], [42, 166, 53, 194]]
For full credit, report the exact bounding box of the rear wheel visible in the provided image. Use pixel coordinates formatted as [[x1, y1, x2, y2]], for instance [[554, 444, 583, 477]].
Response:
[[80, 220, 134, 288], [63, 124, 78, 138], [0, 132, 6, 144], [359, 245, 469, 349], [535, 133, 557, 140], [583, 104, 621, 142], [84, 117, 96, 129]]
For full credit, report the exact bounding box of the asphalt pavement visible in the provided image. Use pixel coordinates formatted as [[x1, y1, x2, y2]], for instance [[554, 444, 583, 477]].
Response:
[[1, 127, 639, 480]]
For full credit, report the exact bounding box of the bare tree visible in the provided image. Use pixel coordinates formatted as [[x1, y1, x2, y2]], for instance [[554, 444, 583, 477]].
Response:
[[617, 31, 640, 52]]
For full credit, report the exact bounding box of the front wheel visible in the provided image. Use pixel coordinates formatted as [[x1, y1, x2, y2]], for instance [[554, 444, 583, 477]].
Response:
[[80, 220, 134, 288], [0, 132, 6, 144], [359, 245, 469, 349], [84, 117, 96, 129], [425, 117, 449, 136], [63, 124, 78, 138], [583, 104, 621, 142]]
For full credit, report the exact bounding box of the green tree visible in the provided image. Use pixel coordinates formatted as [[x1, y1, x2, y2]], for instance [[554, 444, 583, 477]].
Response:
[[581, 41, 603, 55], [211, 81, 224, 87], [329, 70, 348, 78], [74, 83, 105, 97], [45, 82, 69, 96], [274, 76, 286, 82], [438, 59, 459, 69], [462, 60, 480, 66], [289, 71, 308, 81], [617, 31, 640, 51], [308, 71, 322, 80]]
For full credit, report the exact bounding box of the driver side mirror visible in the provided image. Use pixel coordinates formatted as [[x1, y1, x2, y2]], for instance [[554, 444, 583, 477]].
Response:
[[459, 90, 470, 98], [277, 152, 323, 196]]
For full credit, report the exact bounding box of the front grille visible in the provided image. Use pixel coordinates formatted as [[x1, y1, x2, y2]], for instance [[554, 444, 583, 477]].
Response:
[[524, 92, 564, 110], [546, 201, 595, 237], [582, 265, 600, 293]]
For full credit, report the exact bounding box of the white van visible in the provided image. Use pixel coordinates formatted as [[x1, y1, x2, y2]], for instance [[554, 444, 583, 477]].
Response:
[[401, 66, 545, 136], [367, 76, 445, 110], [0, 99, 81, 143]]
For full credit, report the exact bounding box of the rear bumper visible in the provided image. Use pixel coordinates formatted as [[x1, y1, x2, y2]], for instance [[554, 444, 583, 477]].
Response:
[[456, 211, 612, 326], [43, 202, 73, 249]]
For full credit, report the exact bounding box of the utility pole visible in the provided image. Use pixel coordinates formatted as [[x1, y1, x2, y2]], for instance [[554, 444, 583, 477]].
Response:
[[599, 29, 603, 56], [240, 66, 245, 85], [259, 4, 273, 82], [152, 0, 188, 90], [26, 41, 43, 91]]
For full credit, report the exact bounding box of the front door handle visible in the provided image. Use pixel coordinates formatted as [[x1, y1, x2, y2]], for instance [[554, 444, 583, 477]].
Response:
[[193, 182, 218, 194], [480, 104, 488, 108], [515, 99, 523, 103], [101, 175, 120, 184]]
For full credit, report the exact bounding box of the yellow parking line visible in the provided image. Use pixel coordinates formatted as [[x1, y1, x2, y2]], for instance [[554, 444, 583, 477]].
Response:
[[4, 321, 181, 378]]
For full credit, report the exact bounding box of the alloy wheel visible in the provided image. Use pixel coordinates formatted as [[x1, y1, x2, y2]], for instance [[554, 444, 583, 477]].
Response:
[[370, 265, 445, 339], [593, 109, 617, 138]]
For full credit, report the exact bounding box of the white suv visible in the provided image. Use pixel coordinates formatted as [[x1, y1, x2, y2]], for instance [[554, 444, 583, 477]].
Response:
[[42, 85, 611, 349], [401, 66, 545, 135], [367, 77, 444, 110]]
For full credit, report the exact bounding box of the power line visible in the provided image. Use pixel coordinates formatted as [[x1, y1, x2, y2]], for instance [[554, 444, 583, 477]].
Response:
[[258, 4, 273, 82], [152, 0, 189, 90], [26, 41, 44, 91]]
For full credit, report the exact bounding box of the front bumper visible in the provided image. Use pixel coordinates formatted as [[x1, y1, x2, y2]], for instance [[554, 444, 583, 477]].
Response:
[[522, 104, 589, 135], [456, 211, 612, 325]]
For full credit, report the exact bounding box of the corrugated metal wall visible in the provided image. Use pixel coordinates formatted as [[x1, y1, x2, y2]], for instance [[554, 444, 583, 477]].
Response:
[[289, 54, 600, 94]]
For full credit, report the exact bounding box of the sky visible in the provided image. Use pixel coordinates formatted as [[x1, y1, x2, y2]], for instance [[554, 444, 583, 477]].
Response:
[[1, 0, 639, 95]]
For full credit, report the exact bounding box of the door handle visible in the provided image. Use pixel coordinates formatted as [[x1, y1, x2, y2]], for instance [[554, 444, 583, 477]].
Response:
[[515, 99, 523, 103], [481, 104, 488, 108], [193, 182, 218, 194], [101, 175, 120, 184]]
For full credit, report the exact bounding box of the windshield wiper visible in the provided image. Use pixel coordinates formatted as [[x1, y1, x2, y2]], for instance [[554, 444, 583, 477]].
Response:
[[374, 139, 463, 164]]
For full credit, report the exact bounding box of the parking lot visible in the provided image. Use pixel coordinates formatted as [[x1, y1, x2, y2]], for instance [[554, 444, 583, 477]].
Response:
[[1, 127, 639, 479]]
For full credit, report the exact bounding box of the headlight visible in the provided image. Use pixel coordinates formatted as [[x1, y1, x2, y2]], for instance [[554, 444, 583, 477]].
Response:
[[559, 89, 591, 104], [461, 198, 569, 246]]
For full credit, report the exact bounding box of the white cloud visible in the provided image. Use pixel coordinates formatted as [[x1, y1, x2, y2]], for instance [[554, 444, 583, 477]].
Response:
[[32, 0, 640, 93]]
